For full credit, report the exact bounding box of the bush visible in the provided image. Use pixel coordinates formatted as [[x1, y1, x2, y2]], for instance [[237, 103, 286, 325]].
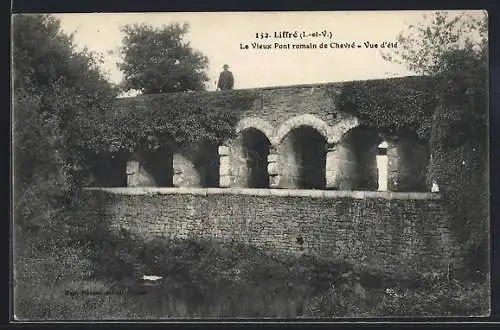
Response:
[[13, 224, 490, 320]]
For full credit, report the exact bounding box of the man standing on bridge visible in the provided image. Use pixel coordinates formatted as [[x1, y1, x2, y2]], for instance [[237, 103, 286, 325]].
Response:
[[217, 64, 234, 91]]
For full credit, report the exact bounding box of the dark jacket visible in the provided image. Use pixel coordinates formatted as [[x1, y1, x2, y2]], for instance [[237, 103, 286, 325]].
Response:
[[217, 70, 234, 90]]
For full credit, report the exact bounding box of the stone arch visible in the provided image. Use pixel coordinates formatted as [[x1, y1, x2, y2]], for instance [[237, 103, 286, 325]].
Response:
[[329, 117, 360, 144], [384, 131, 430, 192], [126, 148, 174, 187], [328, 127, 383, 190], [276, 114, 331, 144], [222, 117, 275, 188], [172, 142, 220, 188], [235, 117, 275, 145], [233, 128, 271, 188], [278, 125, 327, 189]]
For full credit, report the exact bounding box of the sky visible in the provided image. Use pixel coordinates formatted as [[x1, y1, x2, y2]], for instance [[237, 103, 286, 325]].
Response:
[[55, 10, 485, 96]]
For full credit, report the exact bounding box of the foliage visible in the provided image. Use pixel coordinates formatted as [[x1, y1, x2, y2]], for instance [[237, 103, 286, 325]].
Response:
[[118, 23, 210, 94], [382, 11, 489, 273], [381, 11, 487, 76], [12, 13, 118, 293], [12, 14, 118, 192], [105, 22, 257, 154], [308, 270, 489, 317], [377, 10, 488, 150], [93, 90, 259, 154], [333, 12, 488, 274], [14, 228, 490, 319], [334, 76, 437, 139]]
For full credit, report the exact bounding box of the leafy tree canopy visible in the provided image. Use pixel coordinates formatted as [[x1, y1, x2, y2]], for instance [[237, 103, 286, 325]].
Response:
[[334, 12, 489, 271], [336, 11, 487, 145], [384, 11, 488, 261], [118, 23, 210, 94], [382, 11, 487, 76], [385, 11, 488, 148], [378, 10, 488, 159], [12, 14, 118, 193]]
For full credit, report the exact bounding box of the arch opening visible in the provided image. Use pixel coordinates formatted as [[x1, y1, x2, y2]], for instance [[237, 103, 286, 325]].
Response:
[[142, 148, 174, 187], [88, 152, 128, 187], [332, 127, 382, 191], [276, 114, 330, 145], [388, 132, 430, 192], [195, 143, 220, 188], [331, 128, 430, 192], [173, 142, 220, 188], [126, 147, 174, 187], [232, 128, 271, 188], [279, 126, 327, 189]]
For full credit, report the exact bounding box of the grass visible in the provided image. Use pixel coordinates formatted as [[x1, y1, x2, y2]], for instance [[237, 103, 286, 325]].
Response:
[[13, 233, 491, 320]]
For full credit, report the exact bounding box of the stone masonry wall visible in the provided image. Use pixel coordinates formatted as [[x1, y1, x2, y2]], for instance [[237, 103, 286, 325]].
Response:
[[77, 188, 464, 274], [237, 84, 343, 127], [114, 80, 430, 191]]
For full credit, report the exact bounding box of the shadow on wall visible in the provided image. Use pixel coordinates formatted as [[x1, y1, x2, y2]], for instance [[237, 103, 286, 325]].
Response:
[[332, 127, 429, 192], [332, 127, 380, 191], [75, 188, 461, 277], [143, 148, 174, 187], [125, 148, 173, 188], [122, 143, 221, 188], [89, 123, 429, 193], [231, 128, 270, 188], [191, 143, 220, 188], [278, 126, 326, 189], [88, 152, 128, 187]]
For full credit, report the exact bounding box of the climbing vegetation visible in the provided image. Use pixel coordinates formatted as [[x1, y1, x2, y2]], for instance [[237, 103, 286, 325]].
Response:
[[333, 76, 437, 139], [91, 90, 259, 154], [334, 11, 488, 275]]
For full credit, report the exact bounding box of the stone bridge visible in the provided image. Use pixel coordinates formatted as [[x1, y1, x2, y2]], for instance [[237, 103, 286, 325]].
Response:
[[100, 79, 431, 193], [79, 78, 465, 274]]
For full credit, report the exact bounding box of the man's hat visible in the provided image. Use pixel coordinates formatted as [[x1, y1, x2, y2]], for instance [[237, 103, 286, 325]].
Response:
[[223, 64, 229, 69]]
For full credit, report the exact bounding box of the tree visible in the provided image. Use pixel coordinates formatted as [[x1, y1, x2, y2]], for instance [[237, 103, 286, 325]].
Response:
[[12, 14, 117, 230], [382, 11, 489, 275], [382, 11, 487, 76], [118, 23, 210, 94]]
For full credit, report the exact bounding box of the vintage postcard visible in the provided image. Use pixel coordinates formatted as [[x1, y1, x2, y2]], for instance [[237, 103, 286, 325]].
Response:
[[11, 10, 490, 320]]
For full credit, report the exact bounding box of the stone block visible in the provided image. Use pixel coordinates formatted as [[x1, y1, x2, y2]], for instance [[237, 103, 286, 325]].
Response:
[[269, 189, 290, 197], [126, 160, 139, 175], [308, 190, 325, 198], [326, 152, 338, 170], [219, 175, 231, 187], [325, 170, 338, 188], [218, 145, 229, 156], [350, 191, 366, 199], [252, 189, 271, 196], [268, 153, 278, 163], [207, 188, 229, 195], [219, 159, 231, 176], [269, 175, 280, 188], [268, 162, 278, 175], [173, 174, 183, 187]]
